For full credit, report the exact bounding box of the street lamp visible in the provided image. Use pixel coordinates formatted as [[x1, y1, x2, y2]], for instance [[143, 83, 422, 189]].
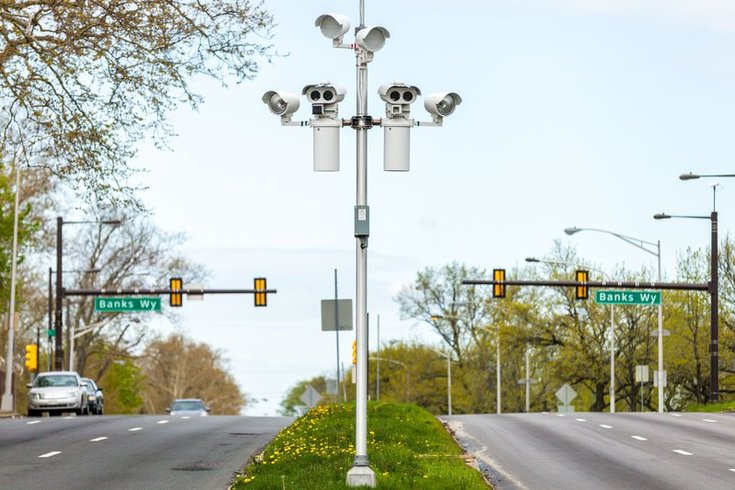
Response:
[[526, 257, 619, 413], [55, 217, 121, 371], [564, 227, 666, 413], [680, 172, 735, 181], [262, 4, 461, 486], [654, 186, 719, 402]]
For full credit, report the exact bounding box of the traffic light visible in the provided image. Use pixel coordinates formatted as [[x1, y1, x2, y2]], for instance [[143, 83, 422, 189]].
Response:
[[25, 344, 37, 372], [170, 277, 183, 307], [351, 339, 357, 365], [493, 269, 506, 298], [576, 270, 589, 300], [254, 277, 267, 307]]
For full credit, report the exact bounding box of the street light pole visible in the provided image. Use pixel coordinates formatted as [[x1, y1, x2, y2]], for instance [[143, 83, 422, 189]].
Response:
[[1, 166, 21, 413], [654, 199, 719, 402], [564, 228, 665, 413]]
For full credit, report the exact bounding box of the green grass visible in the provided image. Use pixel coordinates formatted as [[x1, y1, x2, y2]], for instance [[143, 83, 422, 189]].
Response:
[[230, 402, 489, 489], [685, 400, 735, 413]]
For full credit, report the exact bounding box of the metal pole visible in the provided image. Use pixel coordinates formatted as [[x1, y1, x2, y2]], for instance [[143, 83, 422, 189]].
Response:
[[496, 334, 501, 414], [447, 352, 452, 416], [376, 315, 380, 402], [1, 166, 21, 412], [610, 305, 615, 413], [525, 349, 530, 413], [656, 240, 664, 413], [54, 217, 63, 371], [710, 211, 719, 402], [47, 268, 52, 371], [334, 269, 341, 407]]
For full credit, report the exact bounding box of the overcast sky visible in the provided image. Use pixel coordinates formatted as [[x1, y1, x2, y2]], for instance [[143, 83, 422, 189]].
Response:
[[129, 0, 735, 415]]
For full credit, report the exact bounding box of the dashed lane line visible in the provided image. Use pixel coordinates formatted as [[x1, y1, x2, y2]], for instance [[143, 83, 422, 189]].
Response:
[[26, 420, 41, 425], [671, 413, 683, 417], [38, 451, 61, 458], [703, 419, 717, 423], [128, 427, 143, 432], [631, 436, 647, 441], [575, 418, 587, 422], [599, 424, 613, 429], [90, 437, 108, 442], [673, 449, 693, 456], [157, 420, 169, 424]]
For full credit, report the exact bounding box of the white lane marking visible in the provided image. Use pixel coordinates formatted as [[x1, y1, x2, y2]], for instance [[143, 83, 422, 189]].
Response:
[[703, 419, 717, 423], [63, 416, 75, 419], [157, 420, 169, 424], [575, 418, 587, 422], [599, 424, 613, 429], [89, 437, 108, 442], [631, 435, 648, 441], [728, 469, 735, 473], [26, 420, 41, 425], [181, 416, 191, 420], [556, 414, 565, 417], [673, 449, 693, 456], [128, 427, 143, 432], [39, 451, 61, 458], [671, 413, 683, 417]]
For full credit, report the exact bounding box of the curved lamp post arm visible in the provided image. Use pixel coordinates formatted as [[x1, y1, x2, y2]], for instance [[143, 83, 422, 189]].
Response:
[[565, 227, 659, 258]]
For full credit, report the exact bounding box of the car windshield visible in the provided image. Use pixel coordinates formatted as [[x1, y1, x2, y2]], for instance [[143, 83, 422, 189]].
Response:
[[172, 401, 204, 411], [34, 375, 78, 387]]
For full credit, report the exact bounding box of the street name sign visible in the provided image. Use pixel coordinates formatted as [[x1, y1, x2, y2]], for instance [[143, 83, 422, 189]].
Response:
[[595, 290, 661, 306], [94, 297, 161, 312]]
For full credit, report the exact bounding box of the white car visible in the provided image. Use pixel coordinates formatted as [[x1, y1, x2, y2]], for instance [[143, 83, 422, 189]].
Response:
[[27, 371, 89, 416]]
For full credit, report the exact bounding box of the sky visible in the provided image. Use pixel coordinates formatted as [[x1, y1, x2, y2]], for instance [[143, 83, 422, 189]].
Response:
[[129, 0, 735, 416]]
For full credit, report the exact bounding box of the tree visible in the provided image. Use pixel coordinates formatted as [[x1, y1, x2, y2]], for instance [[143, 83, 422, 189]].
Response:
[[279, 376, 328, 417], [0, 1, 275, 205], [138, 333, 245, 415]]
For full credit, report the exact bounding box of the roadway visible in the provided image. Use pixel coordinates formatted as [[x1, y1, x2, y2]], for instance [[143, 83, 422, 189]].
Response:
[[0, 414, 291, 489], [443, 411, 735, 490]]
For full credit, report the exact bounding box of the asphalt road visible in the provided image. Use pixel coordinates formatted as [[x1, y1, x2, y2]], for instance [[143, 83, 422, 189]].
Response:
[[0, 414, 291, 490], [443, 411, 735, 490]]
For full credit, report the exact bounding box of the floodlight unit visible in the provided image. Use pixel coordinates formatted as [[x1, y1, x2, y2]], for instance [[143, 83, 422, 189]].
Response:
[[260, 2, 462, 486]]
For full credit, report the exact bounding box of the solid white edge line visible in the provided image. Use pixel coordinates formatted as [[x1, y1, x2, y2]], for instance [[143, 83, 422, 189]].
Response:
[[673, 449, 693, 456], [631, 435, 647, 441], [38, 451, 61, 458], [599, 424, 613, 429], [89, 437, 108, 442], [26, 420, 41, 425], [128, 427, 143, 432]]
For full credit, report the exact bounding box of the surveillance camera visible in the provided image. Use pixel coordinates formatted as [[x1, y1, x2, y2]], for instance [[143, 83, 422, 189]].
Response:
[[378, 82, 421, 118], [262, 90, 300, 122], [423, 92, 462, 123], [355, 26, 390, 53], [315, 13, 350, 44], [302, 83, 346, 117]]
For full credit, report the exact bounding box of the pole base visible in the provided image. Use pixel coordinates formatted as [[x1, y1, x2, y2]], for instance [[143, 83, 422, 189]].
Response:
[[0, 394, 14, 412], [346, 465, 376, 487]]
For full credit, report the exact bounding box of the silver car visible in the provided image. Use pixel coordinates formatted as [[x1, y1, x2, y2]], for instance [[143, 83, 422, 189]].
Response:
[[27, 371, 89, 416], [166, 398, 210, 417]]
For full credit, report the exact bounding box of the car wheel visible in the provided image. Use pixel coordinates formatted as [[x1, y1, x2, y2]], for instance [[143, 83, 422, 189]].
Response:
[[98, 403, 103, 415], [27, 409, 38, 417]]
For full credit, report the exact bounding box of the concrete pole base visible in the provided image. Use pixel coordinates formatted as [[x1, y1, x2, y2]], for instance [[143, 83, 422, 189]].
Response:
[[346, 465, 376, 487], [0, 394, 14, 412]]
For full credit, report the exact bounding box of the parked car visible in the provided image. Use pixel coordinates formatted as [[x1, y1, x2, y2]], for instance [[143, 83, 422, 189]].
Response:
[[27, 371, 89, 416], [81, 377, 104, 415], [166, 398, 210, 417]]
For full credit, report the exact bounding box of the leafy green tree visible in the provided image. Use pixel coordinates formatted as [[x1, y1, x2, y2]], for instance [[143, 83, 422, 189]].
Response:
[[0, 1, 274, 205]]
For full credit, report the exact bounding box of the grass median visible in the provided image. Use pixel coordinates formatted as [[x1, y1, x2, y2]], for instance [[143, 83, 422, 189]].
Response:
[[230, 402, 489, 489]]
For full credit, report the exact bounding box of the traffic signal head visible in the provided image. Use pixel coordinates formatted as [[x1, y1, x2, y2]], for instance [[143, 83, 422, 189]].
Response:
[[254, 277, 267, 307], [351, 339, 357, 365], [493, 269, 506, 298], [25, 344, 37, 371], [170, 277, 183, 307], [576, 270, 589, 300]]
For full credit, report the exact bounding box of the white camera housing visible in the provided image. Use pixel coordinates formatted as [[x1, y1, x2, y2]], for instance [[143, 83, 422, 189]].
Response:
[[262, 90, 301, 123], [378, 82, 421, 118], [315, 13, 350, 45], [302, 83, 346, 172], [302, 83, 346, 118], [356, 26, 390, 53], [423, 92, 462, 124]]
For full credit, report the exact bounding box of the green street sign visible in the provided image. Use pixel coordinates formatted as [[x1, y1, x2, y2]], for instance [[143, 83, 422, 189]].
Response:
[[94, 297, 161, 312], [47, 329, 56, 337], [595, 290, 661, 306]]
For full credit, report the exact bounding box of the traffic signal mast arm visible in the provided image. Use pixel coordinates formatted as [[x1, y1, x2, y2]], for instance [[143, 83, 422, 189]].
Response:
[[64, 287, 279, 296], [462, 278, 709, 292]]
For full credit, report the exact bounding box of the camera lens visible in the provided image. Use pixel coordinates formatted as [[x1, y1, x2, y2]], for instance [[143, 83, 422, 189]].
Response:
[[389, 90, 400, 101], [402, 92, 413, 102], [323, 90, 334, 101], [310, 90, 321, 101]]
